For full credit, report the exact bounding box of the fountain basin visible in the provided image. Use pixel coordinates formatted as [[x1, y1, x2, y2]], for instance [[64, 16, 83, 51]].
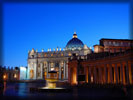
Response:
[[30, 70, 72, 93], [30, 87, 72, 93]]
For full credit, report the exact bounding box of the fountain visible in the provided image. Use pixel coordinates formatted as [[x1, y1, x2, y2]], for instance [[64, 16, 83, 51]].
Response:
[[30, 70, 72, 93], [39, 70, 62, 89], [45, 71, 58, 89]]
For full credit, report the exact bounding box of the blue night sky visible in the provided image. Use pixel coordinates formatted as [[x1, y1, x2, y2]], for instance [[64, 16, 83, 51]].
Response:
[[3, 3, 129, 67]]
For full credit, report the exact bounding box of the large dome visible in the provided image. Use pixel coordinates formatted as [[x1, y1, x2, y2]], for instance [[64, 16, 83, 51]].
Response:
[[66, 32, 84, 50]]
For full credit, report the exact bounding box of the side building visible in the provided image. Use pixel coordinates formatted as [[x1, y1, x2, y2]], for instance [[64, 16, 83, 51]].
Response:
[[68, 39, 133, 85], [0, 66, 20, 82], [94, 38, 133, 53]]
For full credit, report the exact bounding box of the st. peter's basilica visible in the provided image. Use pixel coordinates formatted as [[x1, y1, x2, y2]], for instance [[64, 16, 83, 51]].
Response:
[[27, 32, 92, 80]]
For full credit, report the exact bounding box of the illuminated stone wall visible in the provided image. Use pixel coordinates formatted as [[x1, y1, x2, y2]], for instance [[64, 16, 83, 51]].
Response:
[[68, 49, 133, 85]]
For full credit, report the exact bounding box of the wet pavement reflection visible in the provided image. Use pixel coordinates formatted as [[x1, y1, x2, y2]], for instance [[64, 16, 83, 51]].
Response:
[[0, 82, 133, 100]]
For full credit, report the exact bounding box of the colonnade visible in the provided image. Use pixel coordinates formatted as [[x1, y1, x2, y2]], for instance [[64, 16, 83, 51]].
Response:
[[84, 61, 132, 85]]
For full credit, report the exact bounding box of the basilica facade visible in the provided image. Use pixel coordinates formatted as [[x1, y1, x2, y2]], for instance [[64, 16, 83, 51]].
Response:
[[27, 32, 92, 80]]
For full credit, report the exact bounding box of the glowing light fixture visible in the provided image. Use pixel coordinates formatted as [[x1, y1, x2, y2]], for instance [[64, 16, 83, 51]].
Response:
[[3, 75, 6, 80], [14, 74, 17, 78], [91, 76, 93, 83], [51, 67, 54, 71]]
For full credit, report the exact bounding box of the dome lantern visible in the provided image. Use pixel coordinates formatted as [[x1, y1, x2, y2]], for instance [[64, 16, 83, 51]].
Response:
[[73, 32, 77, 38]]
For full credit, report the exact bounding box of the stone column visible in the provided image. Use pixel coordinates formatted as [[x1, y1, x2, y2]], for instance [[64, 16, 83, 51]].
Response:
[[88, 66, 91, 83], [59, 62, 61, 80], [123, 65, 126, 85], [104, 64, 107, 84], [120, 63, 123, 84], [126, 61, 129, 84], [84, 65, 88, 83], [68, 64, 71, 83], [34, 62, 37, 79], [115, 64, 118, 84], [128, 61, 132, 84], [94, 66, 97, 83], [109, 64, 113, 84], [98, 67, 102, 83], [66, 61, 68, 79], [63, 61, 66, 80], [49, 62, 51, 71], [47, 62, 49, 78], [40, 63, 43, 79]]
